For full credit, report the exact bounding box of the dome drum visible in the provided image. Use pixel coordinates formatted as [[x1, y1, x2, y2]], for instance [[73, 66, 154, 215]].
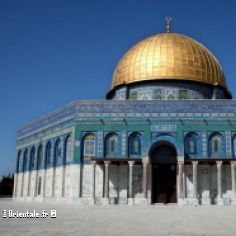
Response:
[[107, 79, 231, 100]]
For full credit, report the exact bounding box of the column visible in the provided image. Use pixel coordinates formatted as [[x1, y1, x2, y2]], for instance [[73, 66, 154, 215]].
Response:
[[192, 161, 198, 204], [142, 160, 148, 199], [34, 145, 39, 197], [231, 161, 236, 203], [41, 142, 46, 198], [60, 136, 65, 198], [22, 150, 29, 197], [27, 157, 31, 197], [104, 161, 110, 199], [216, 161, 223, 205], [13, 173, 18, 198], [91, 161, 96, 199], [128, 161, 134, 203], [51, 139, 56, 197], [178, 161, 184, 203], [14, 152, 20, 197]]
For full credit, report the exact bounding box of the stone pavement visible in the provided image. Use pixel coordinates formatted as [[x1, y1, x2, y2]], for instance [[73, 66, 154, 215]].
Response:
[[0, 199, 236, 236]]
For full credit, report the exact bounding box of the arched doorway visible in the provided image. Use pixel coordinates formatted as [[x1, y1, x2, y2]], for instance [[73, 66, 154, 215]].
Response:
[[150, 141, 177, 204]]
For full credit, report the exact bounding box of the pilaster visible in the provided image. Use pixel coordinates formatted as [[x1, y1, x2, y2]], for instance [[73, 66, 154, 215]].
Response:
[[231, 161, 236, 204], [177, 160, 185, 205], [103, 161, 111, 204], [142, 158, 149, 199], [192, 161, 198, 205], [216, 161, 223, 205], [91, 161, 96, 205], [128, 161, 134, 205]]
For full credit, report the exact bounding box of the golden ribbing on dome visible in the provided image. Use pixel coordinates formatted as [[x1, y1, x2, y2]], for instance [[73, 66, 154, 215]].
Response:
[[112, 33, 227, 89]]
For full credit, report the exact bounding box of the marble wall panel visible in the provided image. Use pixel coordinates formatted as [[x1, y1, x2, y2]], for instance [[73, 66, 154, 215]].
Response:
[[95, 165, 104, 198], [133, 165, 142, 198]]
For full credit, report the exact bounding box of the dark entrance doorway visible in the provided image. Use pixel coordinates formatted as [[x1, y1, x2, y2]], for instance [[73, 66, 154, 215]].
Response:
[[150, 142, 177, 204]]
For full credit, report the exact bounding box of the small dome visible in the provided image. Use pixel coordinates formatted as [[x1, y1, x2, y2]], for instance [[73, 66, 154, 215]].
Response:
[[111, 33, 227, 90]]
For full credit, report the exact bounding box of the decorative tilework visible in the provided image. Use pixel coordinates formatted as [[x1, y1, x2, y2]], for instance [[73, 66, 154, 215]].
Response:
[[207, 131, 226, 158], [113, 87, 127, 100], [151, 124, 177, 132], [202, 132, 207, 157], [17, 99, 236, 140], [128, 86, 204, 100], [226, 131, 232, 158], [121, 131, 127, 156], [97, 132, 103, 157], [16, 99, 236, 173]]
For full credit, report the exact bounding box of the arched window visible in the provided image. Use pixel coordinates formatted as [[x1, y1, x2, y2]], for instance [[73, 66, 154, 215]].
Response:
[[65, 135, 72, 163], [45, 141, 52, 167], [29, 147, 36, 171], [55, 138, 62, 165], [105, 133, 118, 157], [185, 133, 198, 155], [23, 149, 28, 172], [83, 134, 96, 156], [233, 135, 236, 157], [37, 144, 43, 169], [209, 133, 222, 157], [129, 133, 141, 156]]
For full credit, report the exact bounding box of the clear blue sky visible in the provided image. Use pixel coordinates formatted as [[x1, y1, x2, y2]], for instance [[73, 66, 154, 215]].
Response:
[[1, 0, 236, 175]]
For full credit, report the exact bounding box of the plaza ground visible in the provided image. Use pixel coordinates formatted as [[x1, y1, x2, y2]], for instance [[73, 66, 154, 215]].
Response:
[[0, 199, 236, 236]]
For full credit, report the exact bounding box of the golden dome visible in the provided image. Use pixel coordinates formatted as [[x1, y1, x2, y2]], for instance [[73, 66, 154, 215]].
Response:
[[112, 33, 227, 89]]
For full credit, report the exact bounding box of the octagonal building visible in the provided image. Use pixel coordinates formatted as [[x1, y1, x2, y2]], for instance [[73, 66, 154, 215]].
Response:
[[14, 22, 236, 205]]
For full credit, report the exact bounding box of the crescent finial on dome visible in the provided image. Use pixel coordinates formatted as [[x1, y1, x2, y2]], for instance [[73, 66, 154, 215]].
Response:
[[165, 16, 172, 33]]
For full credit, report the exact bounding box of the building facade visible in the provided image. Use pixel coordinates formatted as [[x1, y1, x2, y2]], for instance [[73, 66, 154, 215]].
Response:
[[14, 24, 236, 205]]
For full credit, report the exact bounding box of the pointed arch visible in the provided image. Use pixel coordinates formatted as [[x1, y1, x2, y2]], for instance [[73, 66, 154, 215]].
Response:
[[129, 132, 141, 157], [16, 150, 22, 173], [45, 141, 52, 168], [232, 134, 236, 157], [105, 133, 119, 157], [37, 144, 44, 169], [55, 138, 62, 165], [29, 146, 36, 171], [83, 133, 96, 157], [209, 132, 222, 157], [65, 135, 72, 163], [23, 148, 28, 172], [185, 132, 198, 155]]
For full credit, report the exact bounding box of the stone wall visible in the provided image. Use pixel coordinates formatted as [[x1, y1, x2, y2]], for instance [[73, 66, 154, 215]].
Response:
[[14, 163, 236, 205]]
